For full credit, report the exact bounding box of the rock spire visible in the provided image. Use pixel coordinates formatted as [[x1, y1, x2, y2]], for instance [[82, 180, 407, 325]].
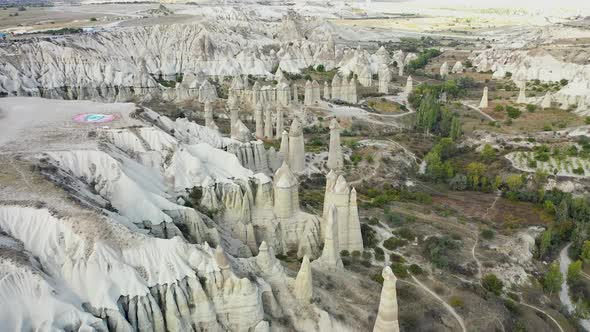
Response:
[[327, 119, 343, 170], [440, 62, 449, 77], [479, 87, 488, 109], [288, 118, 305, 173], [255, 102, 264, 138], [541, 92, 552, 109], [516, 82, 527, 104], [317, 204, 343, 268], [373, 266, 399, 332], [264, 104, 273, 138], [293, 255, 313, 303], [404, 76, 413, 96], [378, 64, 391, 94]]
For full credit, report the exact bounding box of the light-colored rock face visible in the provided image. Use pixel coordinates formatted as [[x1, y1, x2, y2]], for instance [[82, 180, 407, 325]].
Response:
[[404, 76, 413, 95], [294, 255, 313, 303], [316, 204, 343, 268], [255, 103, 264, 138], [327, 119, 344, 170], [517, 82, 527, 104], [378, 65, 391, 94], [322, 173, 363, 252], [324, 81, 331, 100], [440, 62, 449, 77], [373, 267, 399, 332], [331, 75, 342, 101], [479, 87, 489, 109], [288, 118, 306, 173], [541, 92, 553, 109], [264, 105, 273, 139], [452, 61, 464, 73]]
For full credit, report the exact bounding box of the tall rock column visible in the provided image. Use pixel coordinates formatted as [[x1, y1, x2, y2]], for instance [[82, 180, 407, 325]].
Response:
[[516, 82, 527, 104], [204, 101, 218, 131], [541, 92, 552, 109], [312, 80, 321, 103], [255, 102, 264, 139], [279, 130, 289, 164], [288, 118, 305, 173], [264, 105, 273, 139], [332, 75, 341, 101], [478, 87, 488, 109], [404, 76, 413, 96], [440, 62, 449, 78], [229, 105, 240, 139], [293, 84, 299, 104], [273, 162, 299, 219], [275, 106, 284, 140], [378, 64, 391, 94], [304, 80, 313, 106], [323, 81, 331, 100], [398, 64, 404, 77], [252, 81, 261, 106], [348, 77, 358, 104], [316, 204, 343, 268], [373, 266, 400, 332], [293, 255, 313, 303], [322, 173, 363, 252], [327, 118, 343, 170]]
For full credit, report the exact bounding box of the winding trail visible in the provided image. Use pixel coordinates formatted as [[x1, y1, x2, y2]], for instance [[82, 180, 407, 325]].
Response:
[[559, 244, 590, 331], [461, 102, 496, 122], [517, 301, 565, 332], [405, 275, 467, 332]]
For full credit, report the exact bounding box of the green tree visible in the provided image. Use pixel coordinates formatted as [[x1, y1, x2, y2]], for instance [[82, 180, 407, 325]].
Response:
[[466, 162, 487, 189], [556, 200, 569, 223], [482, 273, 504, 295], [567, 260, 582, 284], [450, 117, 462, 140], [543, 262, 563, 295], [506, 174, 524, 191], [580, 240, 590, 264], [480, 144, 496, 163], [538, 229, 552, 259]]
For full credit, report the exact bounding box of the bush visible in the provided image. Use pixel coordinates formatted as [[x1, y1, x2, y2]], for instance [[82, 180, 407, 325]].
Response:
[[383, 237, 408, 250], [494, 104, 505, 112], [316, 64, 325, 72], [90, 17, 97, 21], [408, 264, 424, 275], [374, 247, 385, 261], [361, 224, 378, 248], [390, 263, 409, 278], [481, 229, 495, 240], [389, 252, 405, 263], [449, 296, 464, 308], [506, 106, 522, 119], [351, 250, 361, 258], [526, 104, 536, 112], [482, 273, 504, 295], [340, 250, 350, 257], [396, 227, 416, 241], [422, 235, 461, 268]]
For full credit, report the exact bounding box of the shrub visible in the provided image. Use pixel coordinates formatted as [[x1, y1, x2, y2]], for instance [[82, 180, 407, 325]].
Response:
[[396, 227, 416, 241], [351, 250, 361, 258], [390, 263, 409, 278], [449, 296, 464, 308], [374, 247, 385, 261], [481, 229, 495, 240], [506, 106, 522, 119], [383, 237, 407, 250], [361, 224, 378, 248], [340, 250, 350, 257], [422, 235, 461, 268], [90, 17, 97, 21], [316, 64, 325, 72], [482, 273, 504, 295], [408, 264, 424, 275], [494, 104, 505, 112], [389, 252, 405, 263], [526, 104, 536, 112]]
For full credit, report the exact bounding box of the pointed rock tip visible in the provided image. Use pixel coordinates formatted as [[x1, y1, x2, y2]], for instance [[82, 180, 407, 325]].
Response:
[[259, 241, 268, 251]]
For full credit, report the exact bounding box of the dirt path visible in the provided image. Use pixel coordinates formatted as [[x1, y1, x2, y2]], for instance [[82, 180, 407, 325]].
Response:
[[461, 102, 496, 122], [405, 275, 467, 332], [517, 301, 565, 332]]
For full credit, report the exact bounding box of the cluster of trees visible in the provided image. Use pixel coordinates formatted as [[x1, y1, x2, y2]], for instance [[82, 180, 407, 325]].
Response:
[[407, 48, 441, 72]]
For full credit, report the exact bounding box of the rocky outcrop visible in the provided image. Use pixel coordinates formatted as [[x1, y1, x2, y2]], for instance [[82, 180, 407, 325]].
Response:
[[264, 105, 273, 139], [516, 82, 527, 104], [327, 119, 344, 170], [331, 75, 342, 101], [322, 172, 363, 252], [315, 204, 343, 268], [479, 87, 488, 109], [440, 62, 449, 77], [275, 106, 284, 140], [405, 76, 413, 95], [293, 255, 313, 303], [451, 61, 464, 73], [199, 80, 218, 103], [323, 81, 331, 100], [277, 82, 291, 107], [304, 80, 313, 106], [373, 266, 399, 332], [312, 80, 321, 103], [541, 92, 553, 109], [288, 118, 306, 173], [255, 103, 264, 138], [378, 64, 391, 94], [204, 101, 218, 131]]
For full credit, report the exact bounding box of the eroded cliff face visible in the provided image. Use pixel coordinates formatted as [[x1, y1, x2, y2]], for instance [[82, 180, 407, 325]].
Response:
[[0, 97, 343, 331]]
